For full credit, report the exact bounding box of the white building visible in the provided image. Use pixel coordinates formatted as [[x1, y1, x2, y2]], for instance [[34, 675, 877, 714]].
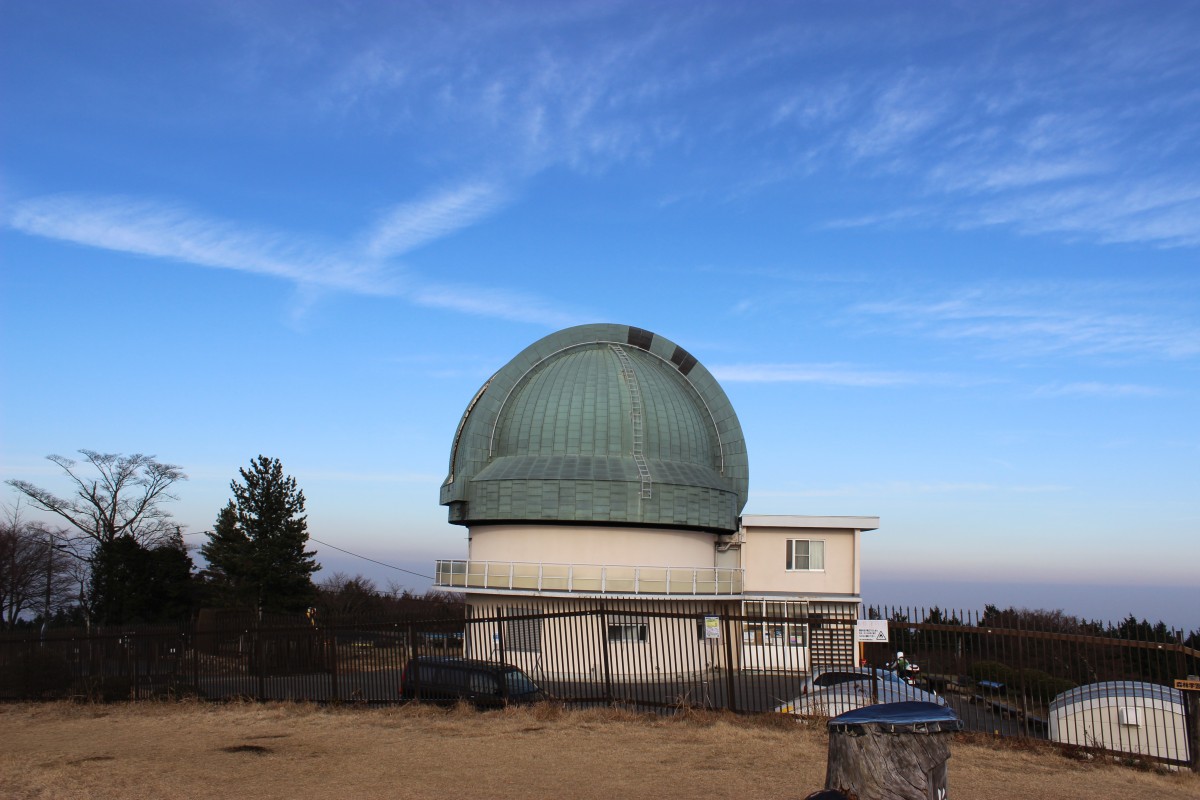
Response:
[[434, 323, 877, 676]]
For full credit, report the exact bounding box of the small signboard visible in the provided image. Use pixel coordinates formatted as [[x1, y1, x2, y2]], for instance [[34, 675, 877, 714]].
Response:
[[704, 615, 721, 640], [1175, 679, 1200, 691], [856, 619, 889, 643]]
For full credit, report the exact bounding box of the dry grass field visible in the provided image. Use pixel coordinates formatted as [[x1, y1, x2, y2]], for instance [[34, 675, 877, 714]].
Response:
[[1, 701, 1196, 800]]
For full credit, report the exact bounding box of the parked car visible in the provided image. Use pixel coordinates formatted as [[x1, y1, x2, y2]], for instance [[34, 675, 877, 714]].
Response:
[[775, 668, 947, 718], [399, 656, 548, 707]]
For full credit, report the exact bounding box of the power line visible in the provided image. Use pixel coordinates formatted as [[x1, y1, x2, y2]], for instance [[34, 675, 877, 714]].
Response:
[[309, 537, 434, 581]]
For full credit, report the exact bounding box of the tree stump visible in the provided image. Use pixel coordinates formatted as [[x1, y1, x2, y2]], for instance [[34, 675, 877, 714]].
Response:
[[825, 701, 962, 800]]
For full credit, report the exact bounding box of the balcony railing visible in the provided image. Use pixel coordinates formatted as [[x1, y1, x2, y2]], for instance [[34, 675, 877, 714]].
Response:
[[435, 559, 744, 597]]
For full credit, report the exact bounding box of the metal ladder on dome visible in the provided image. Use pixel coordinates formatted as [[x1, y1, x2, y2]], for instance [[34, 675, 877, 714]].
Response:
[[609, 344, 652, 500]]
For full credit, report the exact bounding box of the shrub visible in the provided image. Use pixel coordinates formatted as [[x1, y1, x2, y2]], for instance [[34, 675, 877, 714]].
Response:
[[1022, 669, 1076, 702], [0, 649, 74, 699], [969, 660, 1015, 685]]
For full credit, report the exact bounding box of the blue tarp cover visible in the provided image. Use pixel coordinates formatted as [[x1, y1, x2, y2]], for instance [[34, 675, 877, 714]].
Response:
[[829, 701, 962, 734]]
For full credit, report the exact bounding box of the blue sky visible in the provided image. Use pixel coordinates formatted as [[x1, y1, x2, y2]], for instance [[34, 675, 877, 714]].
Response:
[[2, 1, 1197, 628]]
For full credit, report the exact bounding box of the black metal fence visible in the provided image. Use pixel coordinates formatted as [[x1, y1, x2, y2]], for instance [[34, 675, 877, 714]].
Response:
[[2, 602, 1196, 769], [865, 606, 1198, 769]]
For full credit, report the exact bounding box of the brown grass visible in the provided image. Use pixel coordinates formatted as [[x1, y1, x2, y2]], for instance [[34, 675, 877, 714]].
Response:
[[0, 701, 1195, 799]]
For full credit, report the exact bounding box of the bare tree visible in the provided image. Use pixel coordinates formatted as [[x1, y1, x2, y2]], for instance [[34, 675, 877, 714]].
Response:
[[0, 503, 76, 628], [317, 572, 382, 616], [6, 450, 186, 550]]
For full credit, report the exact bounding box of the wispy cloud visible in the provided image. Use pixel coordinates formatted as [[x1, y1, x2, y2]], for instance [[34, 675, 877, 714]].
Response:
[[293, 469, 442, 484], [364, 182, 506, 259], [711, 363, 931, 387], [964, 179, 1200, 248], [820, 206, 927, 230], [929, 157, 1106, 195], [162, 4, 1200, 250], [7, 188, 574, 327], [10, 194, 392, 295], [794, 11, 1200, 248], [755, 481, 1069, 498], [1033, 382, 1167, 398], [846, 74, 948, 160], [410, 284, 578, 327], [855, 286, 1200, 361]]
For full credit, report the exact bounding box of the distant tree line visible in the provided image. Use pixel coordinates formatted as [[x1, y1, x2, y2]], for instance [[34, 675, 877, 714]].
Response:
[[865, 604, 1199, 689], [312, 572, 464, 622], [867, 604, 1198, 646], [4, 450, 457, 630]]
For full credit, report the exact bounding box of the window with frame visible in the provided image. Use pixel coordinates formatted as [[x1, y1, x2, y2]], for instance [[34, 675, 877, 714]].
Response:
[[786, 539, 825, 571], [607, 623, 648, 643], [740, 601, 807, 648]]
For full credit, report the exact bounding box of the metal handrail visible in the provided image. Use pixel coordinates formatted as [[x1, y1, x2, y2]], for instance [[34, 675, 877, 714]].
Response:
[[434, 559, 744, 596]]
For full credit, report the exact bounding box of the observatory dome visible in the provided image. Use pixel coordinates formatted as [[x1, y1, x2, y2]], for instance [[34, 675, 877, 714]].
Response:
[[440, 323, 748, 532]]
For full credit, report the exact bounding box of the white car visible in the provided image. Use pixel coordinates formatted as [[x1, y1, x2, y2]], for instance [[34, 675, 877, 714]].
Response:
[[776, 668, 947, 718]]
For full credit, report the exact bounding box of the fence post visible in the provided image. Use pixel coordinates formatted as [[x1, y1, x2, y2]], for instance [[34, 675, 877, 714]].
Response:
[[329, 626, 340, 703], [255, 630, 265, 701], [131, 635, 140, 700], [1187, 689, 1200, 773], [497, 607, 507, 666], [192, 629, 200, 695], [406, 624, 419, 701], [1015, 618, 1030, 737], [599, 603, 613, 706], [722, 611, 737, 713], [871, 631, 880, 705]]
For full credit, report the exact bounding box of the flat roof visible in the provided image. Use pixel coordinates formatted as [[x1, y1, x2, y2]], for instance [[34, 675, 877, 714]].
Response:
[[740, 514, 879, 532]]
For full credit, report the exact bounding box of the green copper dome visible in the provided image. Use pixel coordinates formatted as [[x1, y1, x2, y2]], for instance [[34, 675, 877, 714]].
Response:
[[440, 323, 749, 532]]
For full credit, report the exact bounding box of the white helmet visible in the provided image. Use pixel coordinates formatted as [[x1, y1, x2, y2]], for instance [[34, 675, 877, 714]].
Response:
[[896, 651, 904, 658]]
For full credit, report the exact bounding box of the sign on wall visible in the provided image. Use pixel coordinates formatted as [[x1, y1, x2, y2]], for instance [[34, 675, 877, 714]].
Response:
[[704, 616, 721, 640], [855, 619, 889, 643]]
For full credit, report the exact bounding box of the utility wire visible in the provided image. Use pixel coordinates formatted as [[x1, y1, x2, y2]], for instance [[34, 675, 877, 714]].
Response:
[[309, 536, 434, 581]]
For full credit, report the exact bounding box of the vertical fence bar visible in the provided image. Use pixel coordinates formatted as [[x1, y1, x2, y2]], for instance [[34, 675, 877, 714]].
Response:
[[497, 607, 507, 669], [722, 611, 737, 713], [254, 629, 264, 701], [329, 626, 340, 703], [1187, 688, 1200, 773], [1015, 616, 1029, 738], [599, 603, 612, 706]]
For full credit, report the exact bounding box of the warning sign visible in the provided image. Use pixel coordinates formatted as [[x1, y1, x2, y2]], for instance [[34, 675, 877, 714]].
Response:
[[856, 619, 889, 643], [704, 616, 720, 640]]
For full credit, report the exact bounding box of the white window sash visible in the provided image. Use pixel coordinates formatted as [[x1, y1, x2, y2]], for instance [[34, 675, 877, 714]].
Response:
[[786, 539, 824, 571]]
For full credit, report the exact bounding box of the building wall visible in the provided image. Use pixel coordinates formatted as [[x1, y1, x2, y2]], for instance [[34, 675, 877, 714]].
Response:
[[446, 517, 874, 677], [468, 524, 717, 568], [739, 525, 859, 596], [464, 594, 732, 679]]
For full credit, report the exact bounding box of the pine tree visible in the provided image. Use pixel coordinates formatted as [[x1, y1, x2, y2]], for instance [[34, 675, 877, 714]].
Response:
[[199, 502, 251, 607], [201, 457, 320, 614]]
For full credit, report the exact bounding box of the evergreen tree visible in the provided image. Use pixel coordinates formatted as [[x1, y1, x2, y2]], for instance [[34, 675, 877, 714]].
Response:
[[201, 456, 320, 614], [199, 502, 252, 607], [90, 532, 194, 625]]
